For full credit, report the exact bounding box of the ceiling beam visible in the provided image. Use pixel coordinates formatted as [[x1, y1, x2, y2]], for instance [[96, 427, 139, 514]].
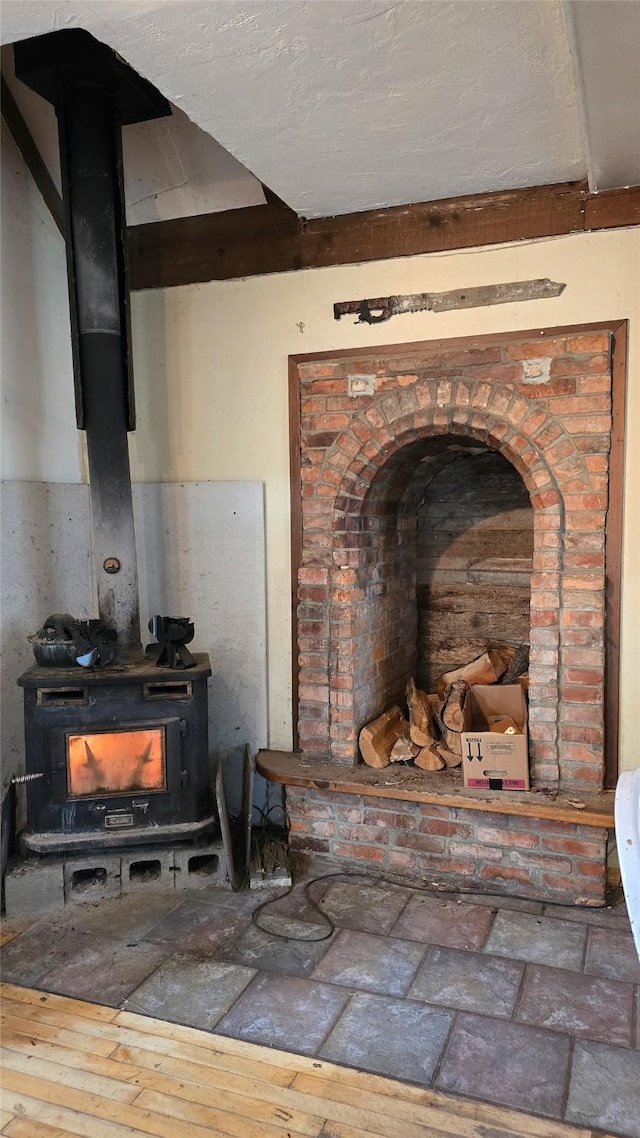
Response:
[[127, 181, 640, 291]]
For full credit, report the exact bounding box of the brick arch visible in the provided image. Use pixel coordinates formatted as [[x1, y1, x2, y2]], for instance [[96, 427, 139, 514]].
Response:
[[297, 339, 610, 794]]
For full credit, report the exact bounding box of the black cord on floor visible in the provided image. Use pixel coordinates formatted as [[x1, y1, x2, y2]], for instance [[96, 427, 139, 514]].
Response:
[[250, 865, 622, 943]]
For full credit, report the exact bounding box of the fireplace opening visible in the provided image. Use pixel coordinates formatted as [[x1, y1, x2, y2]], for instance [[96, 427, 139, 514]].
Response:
[[416, 443, 533, 692], [344, 434, 533, 753]]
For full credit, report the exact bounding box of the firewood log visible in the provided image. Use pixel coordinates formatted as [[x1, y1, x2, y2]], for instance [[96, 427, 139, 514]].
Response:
[[441, 681, 469, 732], [359, 706, 408, 768], [444, 727, 462, 755], [406, 677, 438, 747], [436, 744, 462, 768], [414, 746, 445, 771], [439, 648, 507, 689], [390, 731, 420, 763]]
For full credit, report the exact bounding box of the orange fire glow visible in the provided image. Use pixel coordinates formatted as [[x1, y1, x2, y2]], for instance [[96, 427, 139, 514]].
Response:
[[67, 728, 166, 797]]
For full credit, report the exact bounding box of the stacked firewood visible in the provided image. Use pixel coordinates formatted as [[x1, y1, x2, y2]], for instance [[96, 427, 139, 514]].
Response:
[[359, 646, 528, 771]]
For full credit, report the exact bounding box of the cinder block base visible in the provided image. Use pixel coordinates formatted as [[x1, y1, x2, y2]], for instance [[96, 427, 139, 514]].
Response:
[[3, 839, 231, 917], [173, 841, 229, 891], [121, 849, 176, 893], [63, 854, 122, 904], [3, 857, 65, 917]]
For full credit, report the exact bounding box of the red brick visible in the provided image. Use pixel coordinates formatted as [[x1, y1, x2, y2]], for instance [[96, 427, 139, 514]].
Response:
[[363, 809, 416, 831], [564, 686, 603, 705], [298, 684, 329, 703], [449, 842, 502, 862], [510, 850, 572, 873], [574, 858, 606, 878], [299, 567, 329, 585], [396, 832, 447, 853], [506, 338, 566, 360], [480, 865, 533, 886], [585, 455, 608, 472], [564, 553, 604, 571], [530, 610, 559, 626], [305, 379, 349, 394], [560, 742, 602, 762], [564, 668, 603, 686], [545, 835, 604, 858], [577, 376, 611, 395], [563, 415, 612, 435], [441, 346, 501, 367], [299, 363, 342, 379], [289, 835, 330, 853], [419, 818, 473, 838], [333, 842, 385, 863], [561, 647, 604, 670], [541, 874, 600, 899], [559, 725, 604, 744], [517, 378, 575, 399], [476, 826, 539, 849], [532, 489, 561, 509], [337, 824, 387, 843], [560, 703, 603, 726], [566, 334, 611, 353], [561, 609, 604, 628], [561, 762, 603, 786], [536, 422, 564, 448], [388, 850, 417, 870], [549, 354, 610, 377]]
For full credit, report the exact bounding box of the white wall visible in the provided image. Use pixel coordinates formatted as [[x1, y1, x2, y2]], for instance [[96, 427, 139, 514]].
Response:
[[2, 126, 638, 771], [128, 228, 639, 772], [0, 123, 81, 482]]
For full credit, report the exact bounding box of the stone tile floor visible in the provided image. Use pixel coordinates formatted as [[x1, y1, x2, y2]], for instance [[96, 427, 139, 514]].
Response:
[[2, 858, 639, 1137]]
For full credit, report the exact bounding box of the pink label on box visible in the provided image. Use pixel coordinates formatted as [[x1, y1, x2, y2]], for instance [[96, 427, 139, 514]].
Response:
[[467, 778, 490, 788], [502, 779, 526, 789]]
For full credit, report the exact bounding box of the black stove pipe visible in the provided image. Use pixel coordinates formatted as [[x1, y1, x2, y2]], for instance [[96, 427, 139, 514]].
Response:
[[60, 84, 140, 649], [14, 30, 171, 655]]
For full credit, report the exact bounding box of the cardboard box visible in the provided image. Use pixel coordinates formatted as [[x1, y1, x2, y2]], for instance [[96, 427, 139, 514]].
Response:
[[461, 685, 529, 791]]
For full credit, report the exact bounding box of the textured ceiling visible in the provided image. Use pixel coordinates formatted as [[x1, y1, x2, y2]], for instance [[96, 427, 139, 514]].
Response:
[[1, 0, 638, 221]]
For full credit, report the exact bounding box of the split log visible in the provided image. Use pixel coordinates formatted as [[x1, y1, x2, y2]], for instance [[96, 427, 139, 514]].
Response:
[[501, 644, 530, 685], [390, 731, 420, 763], [441, 681, 469, 733], [359, 706, 408, 768], [436, 744, 462, 769], [414, 746, 445, 771], [429, 693, 446, 738], [444, 727, 462, 756], [406, 677, 438, 747], [439, 648, 507, 689]]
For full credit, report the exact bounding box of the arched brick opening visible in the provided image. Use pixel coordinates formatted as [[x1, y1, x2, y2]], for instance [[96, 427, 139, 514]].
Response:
[[297, 334, 612, 794]]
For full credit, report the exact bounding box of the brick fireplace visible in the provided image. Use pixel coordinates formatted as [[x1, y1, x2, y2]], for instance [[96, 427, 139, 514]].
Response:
[[259, 323, 625, 906]]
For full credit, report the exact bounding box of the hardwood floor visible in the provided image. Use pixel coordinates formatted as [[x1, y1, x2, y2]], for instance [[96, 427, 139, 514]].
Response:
[[0, 983, 612, 1138]]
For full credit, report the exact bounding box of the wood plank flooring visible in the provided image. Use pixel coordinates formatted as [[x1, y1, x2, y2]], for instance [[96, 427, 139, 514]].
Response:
[[0, 984, 614, 1138]]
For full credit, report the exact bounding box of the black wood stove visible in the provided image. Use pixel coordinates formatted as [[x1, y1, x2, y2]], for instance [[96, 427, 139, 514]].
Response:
[[18, 657, 214, 854], [13, 31, 216, 856]]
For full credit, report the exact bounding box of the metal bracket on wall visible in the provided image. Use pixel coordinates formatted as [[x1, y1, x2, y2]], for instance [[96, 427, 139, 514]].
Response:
[[333, 278, 566, 324]]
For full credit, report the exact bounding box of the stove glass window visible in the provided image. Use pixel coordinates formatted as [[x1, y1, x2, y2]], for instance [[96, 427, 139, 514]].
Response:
[[67, 727, 166, 797]]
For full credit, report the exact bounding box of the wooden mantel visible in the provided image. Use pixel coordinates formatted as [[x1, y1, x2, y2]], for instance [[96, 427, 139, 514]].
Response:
[[257, 750, 615, 830]]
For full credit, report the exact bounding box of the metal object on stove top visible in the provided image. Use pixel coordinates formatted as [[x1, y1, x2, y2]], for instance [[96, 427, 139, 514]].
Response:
[[146, 615, 196, 669], [29, 614, 118, 668]]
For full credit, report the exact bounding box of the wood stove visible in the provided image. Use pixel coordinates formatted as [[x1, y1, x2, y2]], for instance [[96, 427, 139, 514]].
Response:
[[18, 657, 214, 854], [12, 31, 216, 859]]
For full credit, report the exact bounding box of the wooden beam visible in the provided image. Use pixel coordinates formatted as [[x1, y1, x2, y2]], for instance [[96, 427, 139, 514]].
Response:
[[261, 182, 303, 237], [1, 76, 64, 238], [127, 181, 640, 291], [584, 184, 640, 229]]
